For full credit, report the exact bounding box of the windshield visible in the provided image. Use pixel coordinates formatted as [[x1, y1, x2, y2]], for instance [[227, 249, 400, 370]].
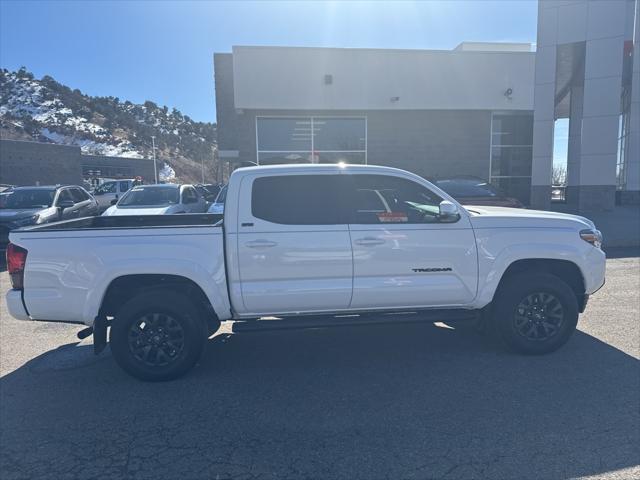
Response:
[[118, 186, 179, 206], [2, 189, 55, 209], [436, 179, 502, 198], [215, 185, 227, 203]]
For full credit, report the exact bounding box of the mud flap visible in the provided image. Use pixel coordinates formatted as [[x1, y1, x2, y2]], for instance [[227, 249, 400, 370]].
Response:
[[93, 315, 108, 355]]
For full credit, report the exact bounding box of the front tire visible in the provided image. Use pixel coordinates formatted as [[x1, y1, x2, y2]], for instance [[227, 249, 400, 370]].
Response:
[[492, 272, 579, 354], [110, 290, 207, 381]]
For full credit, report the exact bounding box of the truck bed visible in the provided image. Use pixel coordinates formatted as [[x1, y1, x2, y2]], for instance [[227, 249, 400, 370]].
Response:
[[22, 213, 223, 232], [9, 213, 230, 326]]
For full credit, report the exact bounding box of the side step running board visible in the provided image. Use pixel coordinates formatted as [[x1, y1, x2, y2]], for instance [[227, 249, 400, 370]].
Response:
[[232, 309, 480, 333]]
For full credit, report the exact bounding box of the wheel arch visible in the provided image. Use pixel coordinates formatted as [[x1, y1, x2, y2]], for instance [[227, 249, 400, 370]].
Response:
[[99, 274, 220, 333], [495, 258, 586, 309]]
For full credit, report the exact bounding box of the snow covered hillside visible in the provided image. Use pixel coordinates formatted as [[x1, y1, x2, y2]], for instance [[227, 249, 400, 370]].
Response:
[[0, 67, 217, 183]]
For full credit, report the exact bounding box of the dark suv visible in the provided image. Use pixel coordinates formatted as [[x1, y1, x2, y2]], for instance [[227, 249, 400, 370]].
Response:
[[434, 176, 524, 208], [0, 185, 99, 248]]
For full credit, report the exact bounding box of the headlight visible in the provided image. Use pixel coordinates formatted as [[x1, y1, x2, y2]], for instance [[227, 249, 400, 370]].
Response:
[[580, 229, 603, 249], [13, 215, 39, 227]]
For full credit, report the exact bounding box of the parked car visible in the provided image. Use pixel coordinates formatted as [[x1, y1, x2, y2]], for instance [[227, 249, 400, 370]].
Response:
[[92, 179, 138, 212], [194, 184, 221, 209], [6, 164, 605, 381], [195, 184, 221, 202], [0, 191, 12, 209], [0, 185, 15, 209], [434, 176, 524, 208], [102, 183, 207, 216], [0, 185, 98, 248], [207, 184, 227, 215]]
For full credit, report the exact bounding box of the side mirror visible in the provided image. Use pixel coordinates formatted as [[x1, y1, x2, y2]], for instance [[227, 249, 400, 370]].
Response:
[[438, 200, 460, 223], [110, 199, 118, 206], [58, 200, 75, 210]]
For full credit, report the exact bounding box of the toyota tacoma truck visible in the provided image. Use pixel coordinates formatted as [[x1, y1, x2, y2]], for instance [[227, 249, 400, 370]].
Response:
[[5, 164, 606, 381]]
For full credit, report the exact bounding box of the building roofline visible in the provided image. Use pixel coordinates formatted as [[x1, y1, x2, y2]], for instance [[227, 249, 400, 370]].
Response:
[[227, 44, 535, 56]]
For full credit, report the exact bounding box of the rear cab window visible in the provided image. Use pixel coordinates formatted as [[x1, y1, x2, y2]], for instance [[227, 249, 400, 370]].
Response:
[[251, 175, 346, 225]]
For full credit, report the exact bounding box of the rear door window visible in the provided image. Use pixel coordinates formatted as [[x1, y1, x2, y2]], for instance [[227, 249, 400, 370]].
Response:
[[251, 175, 346, 225]]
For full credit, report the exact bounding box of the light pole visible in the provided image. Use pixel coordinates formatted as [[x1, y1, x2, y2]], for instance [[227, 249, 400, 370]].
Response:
[[151, 135, 158, 183]]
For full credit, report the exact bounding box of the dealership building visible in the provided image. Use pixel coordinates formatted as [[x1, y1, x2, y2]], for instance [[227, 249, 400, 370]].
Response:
[[214, 0, 639, 212]]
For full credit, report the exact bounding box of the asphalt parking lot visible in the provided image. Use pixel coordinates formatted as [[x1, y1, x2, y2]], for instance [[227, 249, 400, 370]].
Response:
[[0, 250, 638, 480]]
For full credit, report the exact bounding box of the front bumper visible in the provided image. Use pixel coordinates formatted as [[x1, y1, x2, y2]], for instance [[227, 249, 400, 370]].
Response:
[[5, 289, 30, 320], [585, 248, 606, 295]]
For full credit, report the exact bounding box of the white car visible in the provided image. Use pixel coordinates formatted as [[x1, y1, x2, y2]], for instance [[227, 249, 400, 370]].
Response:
[[6, 164, 605, 381], [102, 184, 207, 216], [92, 179, 137, 212], [207, 184, 226, 215]]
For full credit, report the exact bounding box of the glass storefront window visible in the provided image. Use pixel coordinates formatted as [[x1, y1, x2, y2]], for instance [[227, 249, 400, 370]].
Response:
[[257, 117, 366, 165], [491, 146, 533, 177], [313, 118, 366, 151], [258, 152, 313, 165], [491, 114, 533, 146], [491, 177, 532, 206], [489, 112, 533, 206], [315, 152, 366, 164], [257, 118, 312, 152]]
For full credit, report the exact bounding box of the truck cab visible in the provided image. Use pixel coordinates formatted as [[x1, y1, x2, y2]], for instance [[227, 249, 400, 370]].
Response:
[[224, 166, 478, 316]]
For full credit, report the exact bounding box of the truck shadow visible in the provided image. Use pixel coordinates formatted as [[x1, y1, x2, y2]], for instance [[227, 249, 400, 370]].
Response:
[[1, 323, 638, 479]]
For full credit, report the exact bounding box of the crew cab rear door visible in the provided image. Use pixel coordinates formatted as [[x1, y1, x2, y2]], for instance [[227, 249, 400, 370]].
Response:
[[345, 173, 478, 309], [234, 173, 352, 315]]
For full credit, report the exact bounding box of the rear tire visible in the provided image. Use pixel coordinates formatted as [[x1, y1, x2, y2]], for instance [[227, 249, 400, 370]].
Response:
[[110, 290, 207, 381], [492, 272, 579, 354]]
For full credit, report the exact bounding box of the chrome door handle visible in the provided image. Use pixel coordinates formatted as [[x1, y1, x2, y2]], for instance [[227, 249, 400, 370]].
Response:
[[245, 239, 278, 248], [354, 237, 385, 246]]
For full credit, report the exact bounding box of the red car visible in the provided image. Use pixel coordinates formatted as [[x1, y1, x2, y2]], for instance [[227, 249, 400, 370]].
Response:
[[434, 176, 524, 208]]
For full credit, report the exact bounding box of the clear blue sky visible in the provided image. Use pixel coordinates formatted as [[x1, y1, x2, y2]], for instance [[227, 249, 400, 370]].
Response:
[[1, 1, 537, 124]]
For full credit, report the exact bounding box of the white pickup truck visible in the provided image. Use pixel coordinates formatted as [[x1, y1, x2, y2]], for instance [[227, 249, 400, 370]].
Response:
[[5, 164, 606, 381]]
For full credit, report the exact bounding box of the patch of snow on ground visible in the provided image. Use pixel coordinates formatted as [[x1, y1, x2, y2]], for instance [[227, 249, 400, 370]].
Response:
[[159, 163, 176, 182]]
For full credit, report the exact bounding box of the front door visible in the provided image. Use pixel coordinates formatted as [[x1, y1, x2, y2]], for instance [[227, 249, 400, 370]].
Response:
[[236, 173, 352, 315], [345, 173, 478, 309]]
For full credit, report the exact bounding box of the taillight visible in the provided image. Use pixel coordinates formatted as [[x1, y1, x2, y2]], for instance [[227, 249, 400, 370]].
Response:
[[6, 243, 28, 290]]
